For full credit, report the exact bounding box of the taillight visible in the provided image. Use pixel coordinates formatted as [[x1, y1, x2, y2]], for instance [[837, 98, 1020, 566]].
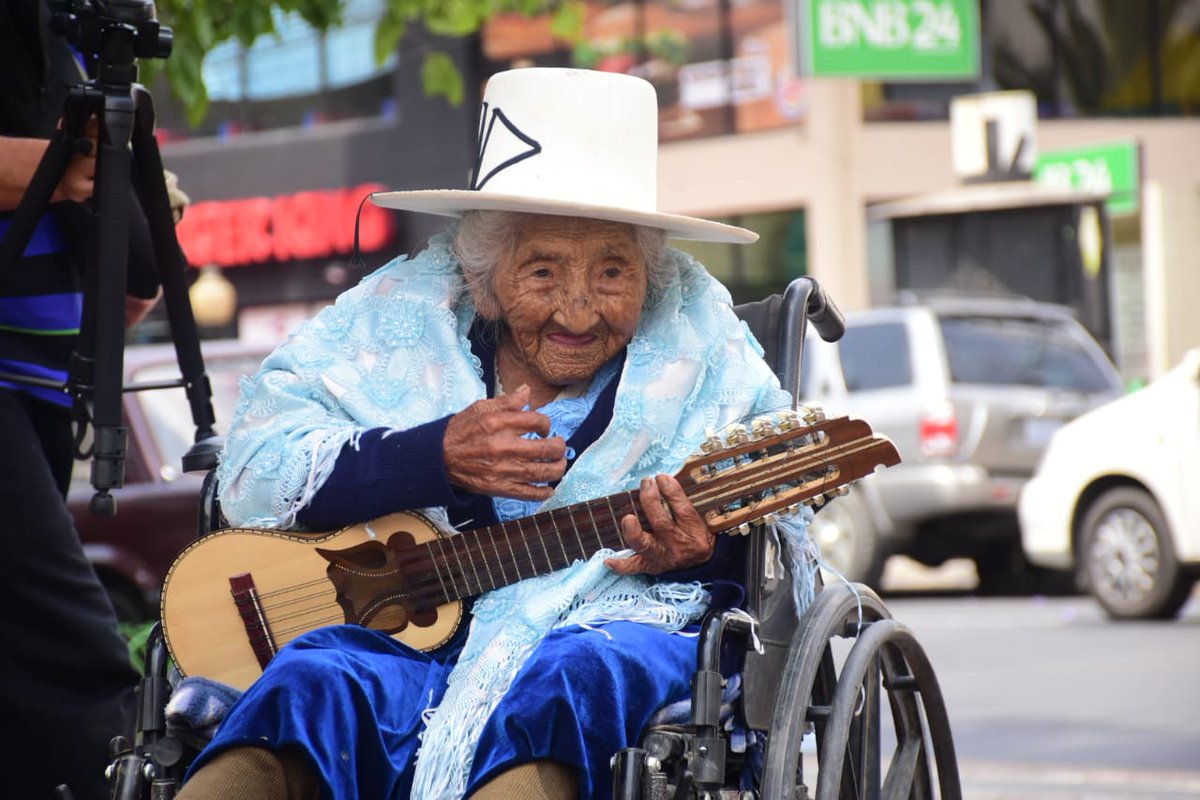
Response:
[[919, 403, 959, 458]]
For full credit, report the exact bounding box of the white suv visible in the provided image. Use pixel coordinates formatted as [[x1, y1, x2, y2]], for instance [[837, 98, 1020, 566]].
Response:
[[1020, 347, 1200, 619], [799, 295, 1124, 591]]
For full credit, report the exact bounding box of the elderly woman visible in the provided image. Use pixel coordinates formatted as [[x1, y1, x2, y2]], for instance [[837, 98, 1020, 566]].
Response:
[[177, 68, 809, 800]]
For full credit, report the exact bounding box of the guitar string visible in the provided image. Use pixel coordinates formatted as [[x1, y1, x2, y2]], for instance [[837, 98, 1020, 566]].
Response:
[[253, 421, 804, 618], [243, 428, 883, 644], [259, 489, 659, 641], [261, 473, 789, 641], [252, 483, 639, 613], [253, 457, 844, 642], [255, 425, 829, 625], [258, 481, 715, 642], [247, 436, 722, 641], [253, 496, 640, 641]]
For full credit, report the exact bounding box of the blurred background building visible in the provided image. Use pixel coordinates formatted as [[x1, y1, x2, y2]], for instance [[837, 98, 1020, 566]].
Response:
[[152, 0, 1200, 383]]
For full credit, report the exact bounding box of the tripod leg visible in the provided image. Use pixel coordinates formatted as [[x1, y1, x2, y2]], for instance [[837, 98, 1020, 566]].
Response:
[[74, 88, 136, 515], [130, 85, 220, 467]]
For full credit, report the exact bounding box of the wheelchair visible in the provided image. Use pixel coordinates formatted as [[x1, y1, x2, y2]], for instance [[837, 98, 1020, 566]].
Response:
[[105, 277, 960, 800]]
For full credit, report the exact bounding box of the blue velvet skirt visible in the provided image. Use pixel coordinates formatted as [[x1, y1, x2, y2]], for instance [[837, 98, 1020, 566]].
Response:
[[187, 621, 699, 798]]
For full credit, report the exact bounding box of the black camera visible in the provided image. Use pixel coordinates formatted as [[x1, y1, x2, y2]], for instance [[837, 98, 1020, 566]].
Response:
[[49, 0, 172, 81]]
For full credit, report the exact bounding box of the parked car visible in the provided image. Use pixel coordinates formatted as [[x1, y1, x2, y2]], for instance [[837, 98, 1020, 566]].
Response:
[[799, 294, 1125, 591], [70, 340, 270, 622], [1020, 347, 1200, 619]]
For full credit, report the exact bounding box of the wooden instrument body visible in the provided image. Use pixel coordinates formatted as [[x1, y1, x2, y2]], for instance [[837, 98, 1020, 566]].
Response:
[[161, 512, 460, 690]]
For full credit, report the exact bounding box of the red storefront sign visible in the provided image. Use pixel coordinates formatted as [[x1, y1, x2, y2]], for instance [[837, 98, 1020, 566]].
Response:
[[176, 183, 395, 268]]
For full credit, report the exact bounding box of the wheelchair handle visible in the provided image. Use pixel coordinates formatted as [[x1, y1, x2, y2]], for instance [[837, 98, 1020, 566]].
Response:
[[778, 276, 845, 410], [805, 280, 846, 343]]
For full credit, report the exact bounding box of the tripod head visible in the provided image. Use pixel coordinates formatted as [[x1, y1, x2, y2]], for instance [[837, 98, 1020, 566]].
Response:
[[49, 0, 172, 84]]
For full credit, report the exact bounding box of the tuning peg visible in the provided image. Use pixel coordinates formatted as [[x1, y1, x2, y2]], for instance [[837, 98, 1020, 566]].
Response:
[[805, 494, 826, 508], [777, 410, 801, 431], [724, 423, 750, 446], [830, 485, 850, 497], [700, 428, 722, 454], [736, 523, 751, 536], [800, 405, 826, 424], [750, 418, 775, 440]]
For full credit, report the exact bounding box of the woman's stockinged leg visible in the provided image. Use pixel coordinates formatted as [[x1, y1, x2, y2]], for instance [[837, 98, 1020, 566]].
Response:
[[175, 747, 318, 800], [468, 761, 579, 800]]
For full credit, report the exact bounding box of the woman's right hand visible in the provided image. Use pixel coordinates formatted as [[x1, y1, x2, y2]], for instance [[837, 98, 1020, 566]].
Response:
[[443, 385, 567, 500]]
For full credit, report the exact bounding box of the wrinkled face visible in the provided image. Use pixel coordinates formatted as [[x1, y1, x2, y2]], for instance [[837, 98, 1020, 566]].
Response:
[[482, 215, 648, 388]]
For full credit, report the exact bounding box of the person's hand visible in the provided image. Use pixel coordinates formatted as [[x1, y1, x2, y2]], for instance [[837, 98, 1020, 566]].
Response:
[[443, 384, 567, 501], [51, 115, 98, 204], [163, 168, 189, 224], [606, 474, 715, 575]]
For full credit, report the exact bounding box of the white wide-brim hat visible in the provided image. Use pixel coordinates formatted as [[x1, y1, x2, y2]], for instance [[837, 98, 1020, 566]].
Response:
[[370, 68, 757, 244]]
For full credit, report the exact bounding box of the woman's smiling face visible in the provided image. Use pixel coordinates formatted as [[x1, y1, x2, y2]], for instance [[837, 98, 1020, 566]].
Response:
[[483, 215, 648, 395]]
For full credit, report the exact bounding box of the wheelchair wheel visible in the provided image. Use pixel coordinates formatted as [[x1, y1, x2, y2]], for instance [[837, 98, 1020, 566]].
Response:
[[759, 583, 960, 800]]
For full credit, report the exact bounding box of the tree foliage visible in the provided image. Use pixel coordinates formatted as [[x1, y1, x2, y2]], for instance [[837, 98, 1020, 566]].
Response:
[[147, 0, 585, 126]]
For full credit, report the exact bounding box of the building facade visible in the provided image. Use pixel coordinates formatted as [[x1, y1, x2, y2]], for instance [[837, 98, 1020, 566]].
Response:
[[159, 0, 1200, 379]]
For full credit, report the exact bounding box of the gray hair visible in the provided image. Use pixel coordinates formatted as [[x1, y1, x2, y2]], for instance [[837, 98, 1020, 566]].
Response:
[[453, 210, 670, 318]]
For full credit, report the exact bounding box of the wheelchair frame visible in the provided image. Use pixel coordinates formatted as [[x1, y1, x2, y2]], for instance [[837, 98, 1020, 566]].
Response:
[[106, 278, 960, 800], [608, 278, 961, 799]]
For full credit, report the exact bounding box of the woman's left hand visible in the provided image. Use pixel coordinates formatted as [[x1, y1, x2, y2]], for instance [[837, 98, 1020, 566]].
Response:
[[606, 474, 715, 575]]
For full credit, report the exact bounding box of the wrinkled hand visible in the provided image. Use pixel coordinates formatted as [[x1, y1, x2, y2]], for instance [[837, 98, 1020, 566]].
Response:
[[443, 385, 567, 501], [606, 474, 715, 575]]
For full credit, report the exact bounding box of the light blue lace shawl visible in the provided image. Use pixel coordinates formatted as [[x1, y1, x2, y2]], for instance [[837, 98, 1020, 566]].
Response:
[[215, 232, 813, 798]]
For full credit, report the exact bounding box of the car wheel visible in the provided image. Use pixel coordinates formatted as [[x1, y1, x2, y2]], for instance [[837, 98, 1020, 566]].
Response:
[[810, 490, 885, 587], [1081, 487, 1192, 620]]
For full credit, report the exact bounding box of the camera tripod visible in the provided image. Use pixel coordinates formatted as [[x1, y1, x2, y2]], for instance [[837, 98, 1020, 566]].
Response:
[[0, 5, 220, 794], [0, 0, 221, 518]]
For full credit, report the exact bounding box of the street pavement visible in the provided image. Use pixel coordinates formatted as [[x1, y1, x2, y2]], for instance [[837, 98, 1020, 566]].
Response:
[[873, 558, 1200, 799]]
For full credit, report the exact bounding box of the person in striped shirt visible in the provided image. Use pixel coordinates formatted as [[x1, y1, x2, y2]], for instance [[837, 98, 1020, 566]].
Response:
[[0, 1, 178, 796]]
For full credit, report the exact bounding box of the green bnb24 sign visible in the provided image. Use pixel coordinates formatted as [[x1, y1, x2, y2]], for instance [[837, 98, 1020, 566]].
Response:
[[802, 0, 980, 79], [1034, 140, 1143, 217]]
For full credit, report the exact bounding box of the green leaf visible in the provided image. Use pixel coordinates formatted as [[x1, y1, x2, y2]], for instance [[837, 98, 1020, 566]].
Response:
[[165, 38, 211, 127], [292, 0, 343, 29], [375, 4, 409, 65], [234, 4, 278, 47], [549, 0, 586, 44], [425, 0, 491, 37], [572, 40, 600, 69], [422, 51, 465, 106]]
